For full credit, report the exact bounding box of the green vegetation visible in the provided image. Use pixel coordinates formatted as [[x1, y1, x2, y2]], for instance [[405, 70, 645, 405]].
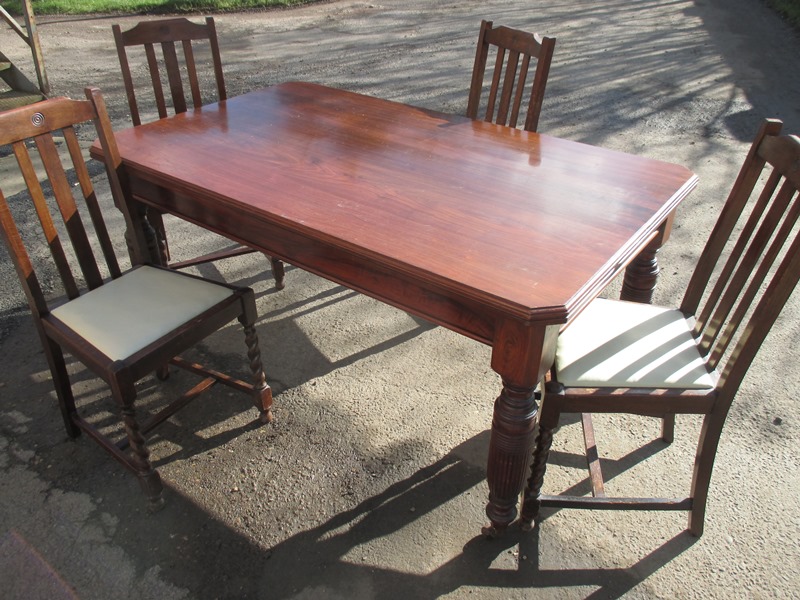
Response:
[[3, 0, 319, 15], [765, 0, 800, 29]]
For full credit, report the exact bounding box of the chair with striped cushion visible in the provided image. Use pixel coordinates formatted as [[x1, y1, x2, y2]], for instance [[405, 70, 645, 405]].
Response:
[[521, 119, 800, 536]]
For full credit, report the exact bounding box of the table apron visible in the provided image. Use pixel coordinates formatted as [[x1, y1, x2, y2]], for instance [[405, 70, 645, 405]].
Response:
[[129, 176, 511, 345]]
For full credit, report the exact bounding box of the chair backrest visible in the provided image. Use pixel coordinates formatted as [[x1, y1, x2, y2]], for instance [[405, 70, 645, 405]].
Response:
[[112, 17, 226, 127], [0, 89, 139, 320], [681, 119, 800, 398], [466, 19, 556, 132]]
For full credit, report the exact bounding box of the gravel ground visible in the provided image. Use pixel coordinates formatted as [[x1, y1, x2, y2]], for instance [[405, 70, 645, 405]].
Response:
[[1, 1, 799, 598]]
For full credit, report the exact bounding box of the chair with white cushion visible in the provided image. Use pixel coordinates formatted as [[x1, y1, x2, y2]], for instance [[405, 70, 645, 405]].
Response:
[[521, 119, 800, 536], [0, 89, 272, 508]]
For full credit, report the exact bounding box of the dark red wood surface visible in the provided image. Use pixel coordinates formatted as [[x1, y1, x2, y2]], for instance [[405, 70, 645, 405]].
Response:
[[92, 81, 698, 532], [102, 82, 696, 325]]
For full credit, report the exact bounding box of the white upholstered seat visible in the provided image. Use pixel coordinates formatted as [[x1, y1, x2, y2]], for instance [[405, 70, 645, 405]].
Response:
[[51, 266, 234, 361], [556, 298, 716, 389]]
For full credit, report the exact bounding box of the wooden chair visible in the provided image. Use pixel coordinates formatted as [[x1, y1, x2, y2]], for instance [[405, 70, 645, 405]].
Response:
[[0, 88, 273, 509], [466, 20, 556, 132], [521, 119, 800, 536], [113, 16, 285, 288]]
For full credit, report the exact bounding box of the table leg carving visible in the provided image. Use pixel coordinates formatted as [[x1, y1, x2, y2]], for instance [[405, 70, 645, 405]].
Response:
[[621, 235, 660, 303], [124, 201, 166, 266], [483, 380, 539, 536], [621, 213, 674, 303], [145, 210, 170, 265], [269, 255, 286, 290]]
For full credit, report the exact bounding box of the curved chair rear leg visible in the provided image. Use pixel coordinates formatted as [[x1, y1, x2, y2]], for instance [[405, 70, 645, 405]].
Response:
[[111, 378, 164, 510], [687, 413, 726, 537]]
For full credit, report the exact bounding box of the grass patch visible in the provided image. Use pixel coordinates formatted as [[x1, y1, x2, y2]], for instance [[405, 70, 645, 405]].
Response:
[[764, 0, 800, 28], [2, 0, 321, 15]]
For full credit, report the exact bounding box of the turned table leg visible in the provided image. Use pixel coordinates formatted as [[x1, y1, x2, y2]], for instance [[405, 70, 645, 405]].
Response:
[[620, 213, 674, 303], [483, 380, 539, 536], [485, 320, 558, 535]]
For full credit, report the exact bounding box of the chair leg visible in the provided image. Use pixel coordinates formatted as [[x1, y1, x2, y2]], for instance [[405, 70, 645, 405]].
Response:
[[661, 413, 675, 444], [239, 312, 273, 423], [519, 393, 561, 529], [155, 364, 171, 381], [42, 337, 81, 439], [110, 377, 164, 510], [687, 413, 725, 537], [269, 255, 286, 291]]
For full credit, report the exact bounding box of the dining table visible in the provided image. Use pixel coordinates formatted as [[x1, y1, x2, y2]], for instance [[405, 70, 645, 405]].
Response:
[[90, 81, 698, 534]]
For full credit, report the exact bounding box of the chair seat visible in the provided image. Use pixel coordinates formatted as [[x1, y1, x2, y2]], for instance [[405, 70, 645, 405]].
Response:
[[50, 265, 234, 361], [556, 298, 716, 389]]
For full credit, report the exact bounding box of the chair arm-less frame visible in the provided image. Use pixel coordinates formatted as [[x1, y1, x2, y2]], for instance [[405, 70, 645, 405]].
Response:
[[521, 119, 800, 537], [0, 88, 273, 508]]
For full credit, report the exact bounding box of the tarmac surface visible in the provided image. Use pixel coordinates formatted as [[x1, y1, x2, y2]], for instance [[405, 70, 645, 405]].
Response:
[[1, 0, 799, 598]]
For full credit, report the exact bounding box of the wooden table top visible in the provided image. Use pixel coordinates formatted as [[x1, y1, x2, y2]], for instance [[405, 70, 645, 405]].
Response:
[[103, 81, 697, 325]]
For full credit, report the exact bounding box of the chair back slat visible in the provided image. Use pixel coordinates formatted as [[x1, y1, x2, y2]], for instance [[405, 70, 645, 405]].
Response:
[[495, 49, 520, 126], [206, 17, 226, 102], [681, 119, 800, 392], [710, 181, 800, 367], [467, 20, 555, 132], [63, 126, 122, 280], [509, 54, 531, 128], [34, 133, 105, 291], [484, 48, 504, 123], [113, 17, 226, 127], [696, 168, 782, 344], [10, 139, 81, 300], [182, 40, 203, 109], [0, 95, 128, 319], [161, 40, 187, 114], [143, 42, 169, 121]]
